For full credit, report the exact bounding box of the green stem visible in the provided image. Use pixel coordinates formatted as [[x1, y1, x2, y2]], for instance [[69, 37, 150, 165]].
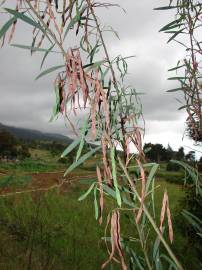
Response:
[[118, 157, 184, 270], [135, 221, 153, 270]]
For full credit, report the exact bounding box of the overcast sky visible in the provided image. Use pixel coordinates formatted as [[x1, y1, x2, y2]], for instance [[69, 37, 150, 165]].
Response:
[[0, 0, 201, 155]]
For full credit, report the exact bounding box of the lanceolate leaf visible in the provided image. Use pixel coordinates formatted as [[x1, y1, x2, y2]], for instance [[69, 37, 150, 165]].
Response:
[[64, 146, 101, 176], [153, 234, 161, 261], [84, 60, 107, 72], [35, 64, 65, 80], [160, 254, 178, 270], [154, 6, 179, 10], [63, 5, 87, 40], [40, 43, 56, 69], [5, 8, 44, 32], [102, 184, 116, 198], [146, 163, 159, 193], [78, 182, 95, 201], [168, 64, 185, 71], [49, 84, 60, 122], [61, 137, 81, 158], [111, 147, 122, 207], [76, 118, 88, 161], [159, 18, 183, 32], [94, 186, 99, 220], [167, 28, 186, 43], [64, 14, 80, 39], [182, 210, 202, 232], [167, 87, 183, 93], [11, 43, 58, 53], [168, 76, 186, 80], [0, 16, 16, 40]]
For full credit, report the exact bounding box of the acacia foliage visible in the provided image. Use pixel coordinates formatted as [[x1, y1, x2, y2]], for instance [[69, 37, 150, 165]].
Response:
[[0, 1, 183, 269]]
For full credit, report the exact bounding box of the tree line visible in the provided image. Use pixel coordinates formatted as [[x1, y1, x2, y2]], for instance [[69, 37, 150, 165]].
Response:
[[144, 143, 196, 163]]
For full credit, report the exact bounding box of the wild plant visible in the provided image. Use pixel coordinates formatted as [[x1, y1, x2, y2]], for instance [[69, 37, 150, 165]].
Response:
[[0, 1, 184, 269]]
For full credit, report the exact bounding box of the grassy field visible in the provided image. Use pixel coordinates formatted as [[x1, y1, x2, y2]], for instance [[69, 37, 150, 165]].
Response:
[[0, 150, 201, 269]]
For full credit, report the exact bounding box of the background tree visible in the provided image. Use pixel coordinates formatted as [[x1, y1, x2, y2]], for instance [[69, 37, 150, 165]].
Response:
[[144, 143, 175, 162], [176, 147, 185, 161], [185, 150, 195, 163], [0, 130, 18, 158]]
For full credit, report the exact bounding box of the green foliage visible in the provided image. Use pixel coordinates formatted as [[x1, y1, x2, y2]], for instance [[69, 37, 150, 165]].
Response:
[[158, 0, 202, 142], [0, 16, 16, 39], [0, 174, 32, 188], [0, 1, 193, 268], [0, 158, 63, 173], [144, 143, 175, 162], [170, 160, 202, 267], [166, 162, 180, 172], [0, 130, 18, 158], [0, 191, 106, 270]]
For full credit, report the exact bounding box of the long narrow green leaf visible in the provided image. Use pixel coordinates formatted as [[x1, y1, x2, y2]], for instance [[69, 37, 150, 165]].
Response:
[[78, 179, 97, 184], [76, 118, 88, 161], [154, 6, 179, 10], [61, 138, 81, 158], [0, 16, 16, 39], [63, 14, 80, 40], [111, 147, 122, 206], [167, 28, 185, 43], [85, 60, 107, 72], [103, 184, 135, 207], [146, 163, 159, 193], [160, 254, 178, 270], [64, 146, 101, 176], [103, 184, 116, 198], [63, 4, 87, 40], [130, 250, 145, 270], [168, 64, 185, 71], [11, 44, 58, 53], [35, 64, 65, 80], [49, 83, 60, 122], [167, 87, 183, 92], [159, 18, 183, 32], [78, 182, 95, 201], [94, 186, 99, 220], [182, 210, 202, 232], [40, 43, 56, 69], [168, 76, 186, 80], [5, 8, 43, 32]]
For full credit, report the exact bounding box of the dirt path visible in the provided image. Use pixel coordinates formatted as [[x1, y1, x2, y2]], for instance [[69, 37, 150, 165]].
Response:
[[0, 171, 96, 196]]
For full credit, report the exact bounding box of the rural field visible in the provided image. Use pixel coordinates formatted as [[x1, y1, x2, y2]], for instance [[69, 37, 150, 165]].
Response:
[[0, 0, 202, 269], [0, 146, 201, 270]]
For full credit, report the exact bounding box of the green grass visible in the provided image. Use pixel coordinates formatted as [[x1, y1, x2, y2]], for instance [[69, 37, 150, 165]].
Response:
[[0, 176, 191, 270], [0, 188, 107, 270], [0, 158, 65, 174], [0, 174, 32, 188], [30, 148, 59, 162], [0, 177, 199, 270], [0, 152, 201, 269]]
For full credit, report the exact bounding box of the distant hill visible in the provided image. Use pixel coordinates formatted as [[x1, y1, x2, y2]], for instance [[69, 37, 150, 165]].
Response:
[[0, 123, 73, 143]]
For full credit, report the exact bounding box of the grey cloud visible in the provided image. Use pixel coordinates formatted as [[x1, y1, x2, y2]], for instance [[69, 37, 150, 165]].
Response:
[[0, 0, 194, 150]]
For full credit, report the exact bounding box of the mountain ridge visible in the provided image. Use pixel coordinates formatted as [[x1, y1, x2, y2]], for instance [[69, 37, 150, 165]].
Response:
[[0, 123, 73, 143]]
